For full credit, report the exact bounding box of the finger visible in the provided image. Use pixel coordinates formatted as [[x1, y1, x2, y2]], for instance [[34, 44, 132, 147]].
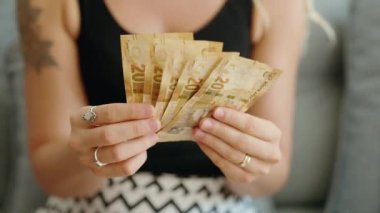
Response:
[[198, 143, 255, 184], [89, 151, 148, 178], [212, 107, 282, 142], [193, 128, 274, 174], [81, 134, 158, 165], [71, 103, 156, 128], [77, 118, 160, 149], [198, 120, 281, 163], [193, 128, 245, 165]]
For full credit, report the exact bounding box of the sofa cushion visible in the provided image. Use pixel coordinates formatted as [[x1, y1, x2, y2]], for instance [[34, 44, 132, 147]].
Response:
[[0, 0, 17, 210], [2, 42, 47, 213], [0, 0, 17, 58], [325, 0, 380, 212], [0, 49, 12, 211], [0, 0, 47, 211]]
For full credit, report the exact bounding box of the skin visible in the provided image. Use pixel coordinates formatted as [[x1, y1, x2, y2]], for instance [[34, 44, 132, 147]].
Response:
[[18, 0, 306, 197]]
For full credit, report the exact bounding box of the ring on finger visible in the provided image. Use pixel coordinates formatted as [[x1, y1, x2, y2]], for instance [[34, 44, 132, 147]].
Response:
[[83, 106, 97, 124], [94, 146, 108, 167], [239, 154, 251, 168]]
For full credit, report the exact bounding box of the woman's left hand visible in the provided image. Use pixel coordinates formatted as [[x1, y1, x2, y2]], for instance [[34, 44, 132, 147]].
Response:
[[193, 107, 283, 184]]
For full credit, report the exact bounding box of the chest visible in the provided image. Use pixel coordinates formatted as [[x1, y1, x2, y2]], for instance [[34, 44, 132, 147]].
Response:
[[104, 0, 228, 33]]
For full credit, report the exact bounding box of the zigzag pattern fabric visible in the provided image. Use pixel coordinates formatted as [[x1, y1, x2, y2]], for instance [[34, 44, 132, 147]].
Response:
[[36, 173, 256, 213]]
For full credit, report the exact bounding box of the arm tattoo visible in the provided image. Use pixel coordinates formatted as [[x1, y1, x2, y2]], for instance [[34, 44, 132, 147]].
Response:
[[17, 0, 58, 72]]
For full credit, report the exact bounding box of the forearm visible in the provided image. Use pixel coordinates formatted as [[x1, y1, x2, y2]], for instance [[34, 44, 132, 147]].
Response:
[[31, 140, 105, 197], [230, 0, 305, 197]]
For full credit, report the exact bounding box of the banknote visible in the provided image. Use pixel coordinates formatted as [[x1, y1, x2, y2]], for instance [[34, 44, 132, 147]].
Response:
[[120, 33, 193, 103], [147, 37, 193, 106], [120, 33, 281, 143], [155, 40, 223, 120], [143, 34, 194, 104], [159, 56, 282, 142], [160, 52, 239, 128]]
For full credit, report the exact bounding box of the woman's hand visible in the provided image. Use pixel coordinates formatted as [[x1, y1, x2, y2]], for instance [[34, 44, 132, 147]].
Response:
[[193, 107, 282, 184], [68, 103, 160, 178]]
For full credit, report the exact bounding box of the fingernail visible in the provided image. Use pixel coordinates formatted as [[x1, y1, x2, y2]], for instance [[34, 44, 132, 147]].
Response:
[[201, 119, 213, 130], [213, 108, 225, 119], [149, 119, 161, 131], [193, 128, 206, 139]]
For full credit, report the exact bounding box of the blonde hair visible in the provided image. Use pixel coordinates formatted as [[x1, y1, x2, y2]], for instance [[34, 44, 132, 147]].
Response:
[[252, 0, 337, 43]]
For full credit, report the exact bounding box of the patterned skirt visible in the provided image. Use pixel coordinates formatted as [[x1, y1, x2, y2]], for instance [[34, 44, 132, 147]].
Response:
[[36, 172, 256, 213]]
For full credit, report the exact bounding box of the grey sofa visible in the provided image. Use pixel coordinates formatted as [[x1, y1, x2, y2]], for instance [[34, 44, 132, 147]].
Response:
[[1, 0, 379, 212], [273, 0, 348, 212], [0, 1, 46, 212]]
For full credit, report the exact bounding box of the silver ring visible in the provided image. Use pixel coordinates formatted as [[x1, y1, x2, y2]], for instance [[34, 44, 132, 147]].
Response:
[[239, 154, 251, 168], [94, 146, 108, 167], [82, 106, 97, 123]]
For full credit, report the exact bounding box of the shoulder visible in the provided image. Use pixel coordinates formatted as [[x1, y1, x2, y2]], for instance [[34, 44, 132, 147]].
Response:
[[17, 0, 63, 28], [251, 0, 307, 44]]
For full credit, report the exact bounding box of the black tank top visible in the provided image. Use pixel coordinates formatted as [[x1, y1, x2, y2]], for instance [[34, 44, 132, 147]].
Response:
[[77, 0, 253, 177]]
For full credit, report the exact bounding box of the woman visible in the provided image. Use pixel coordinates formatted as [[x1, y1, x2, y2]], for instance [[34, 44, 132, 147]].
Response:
[[19, 0, 306, 212]]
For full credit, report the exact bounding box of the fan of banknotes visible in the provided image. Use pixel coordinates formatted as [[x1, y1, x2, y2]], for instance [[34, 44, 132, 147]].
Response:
[[120, 33, 281, 142]]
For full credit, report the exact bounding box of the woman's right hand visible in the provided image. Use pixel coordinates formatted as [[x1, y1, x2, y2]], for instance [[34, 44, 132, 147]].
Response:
[[68, 103, 160, 178]]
